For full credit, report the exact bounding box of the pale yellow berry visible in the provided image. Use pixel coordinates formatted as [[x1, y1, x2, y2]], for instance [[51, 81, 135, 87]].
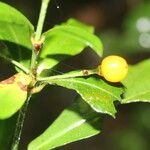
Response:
[[99, 55, 128, 82]]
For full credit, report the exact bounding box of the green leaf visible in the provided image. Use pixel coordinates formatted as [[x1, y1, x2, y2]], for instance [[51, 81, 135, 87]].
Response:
[[0, 73, 31, 119], [47, 76, 123, 117], [65, 18, 94, 32], [38, 19, 103, 71], [41, 25, 102, 56], [28, 97, 103, 150], [122, 59, 150, 103], [0, 2, 34, 67]]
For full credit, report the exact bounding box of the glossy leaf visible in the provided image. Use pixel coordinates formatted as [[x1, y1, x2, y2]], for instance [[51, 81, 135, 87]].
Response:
[[47, 76, 123, 117], [38, 19, 103, 71], [28, 97, 103, 150], [122, 59, 150, 103], [0, 73, 31, 119], [0, 2, 34, 67]]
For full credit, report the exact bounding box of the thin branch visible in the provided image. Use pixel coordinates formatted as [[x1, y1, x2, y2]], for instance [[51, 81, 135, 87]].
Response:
[[30, 0, 51, 73], [37, 69, 98, 82], [0, 54, 29, 74], [35, 0, 51, 41], [11, 93, 32, 150]]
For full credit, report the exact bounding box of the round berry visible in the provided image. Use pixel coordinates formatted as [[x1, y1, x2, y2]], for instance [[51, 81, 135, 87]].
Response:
[[99, 55, 128, 82]]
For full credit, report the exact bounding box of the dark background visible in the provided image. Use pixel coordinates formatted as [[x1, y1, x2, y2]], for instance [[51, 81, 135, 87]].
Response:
[[1, 0, 150, 150]]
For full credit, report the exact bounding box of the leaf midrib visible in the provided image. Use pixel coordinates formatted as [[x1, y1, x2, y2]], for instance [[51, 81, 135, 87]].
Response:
[[33, 119, 86, 150], [53, 78, 120, 99]]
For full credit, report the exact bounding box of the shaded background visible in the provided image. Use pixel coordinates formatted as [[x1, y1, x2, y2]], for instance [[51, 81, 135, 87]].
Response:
[[1, 0, 150, 149]]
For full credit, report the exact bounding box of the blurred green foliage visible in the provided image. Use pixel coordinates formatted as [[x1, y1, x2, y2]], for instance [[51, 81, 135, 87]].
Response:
[[101, 1, 150, 57]]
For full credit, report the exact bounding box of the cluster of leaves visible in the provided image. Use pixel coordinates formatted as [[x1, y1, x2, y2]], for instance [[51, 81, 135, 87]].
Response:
[[0, 2, 149, 150]]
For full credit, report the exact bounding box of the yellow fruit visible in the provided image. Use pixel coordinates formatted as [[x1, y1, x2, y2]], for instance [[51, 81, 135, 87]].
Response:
[[99, 55, 128, 82]]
